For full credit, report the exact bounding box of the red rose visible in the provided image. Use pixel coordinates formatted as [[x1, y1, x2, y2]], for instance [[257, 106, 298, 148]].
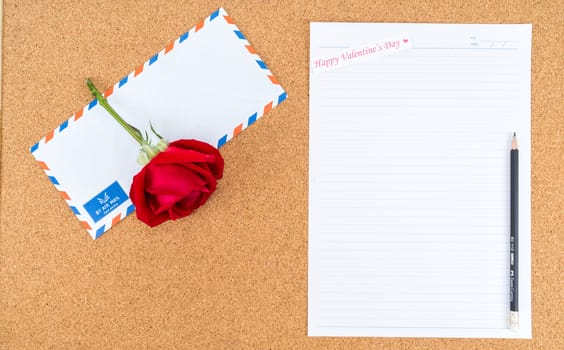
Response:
[[129, 139, 224, 227]]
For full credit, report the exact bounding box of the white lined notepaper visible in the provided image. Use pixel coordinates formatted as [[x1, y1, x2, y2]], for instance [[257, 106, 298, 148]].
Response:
[[308, 23, 531, 338]]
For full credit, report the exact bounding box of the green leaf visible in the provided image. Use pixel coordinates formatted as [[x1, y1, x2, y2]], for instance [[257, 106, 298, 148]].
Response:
[[149, 122, 164, 140]]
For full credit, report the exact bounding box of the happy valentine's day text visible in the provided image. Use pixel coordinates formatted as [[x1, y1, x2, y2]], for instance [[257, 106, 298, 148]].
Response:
[[312, 37, 411, 73]]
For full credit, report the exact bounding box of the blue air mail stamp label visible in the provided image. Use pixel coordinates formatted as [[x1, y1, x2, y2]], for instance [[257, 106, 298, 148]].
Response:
[[83, 181, 129, 223]]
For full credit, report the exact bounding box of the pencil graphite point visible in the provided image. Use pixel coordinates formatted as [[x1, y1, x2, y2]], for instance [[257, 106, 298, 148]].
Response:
[[511, 133, 518, 150]]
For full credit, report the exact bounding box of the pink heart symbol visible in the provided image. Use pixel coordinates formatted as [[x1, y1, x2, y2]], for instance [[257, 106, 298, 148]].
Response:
[[403, 39, 409, 43]]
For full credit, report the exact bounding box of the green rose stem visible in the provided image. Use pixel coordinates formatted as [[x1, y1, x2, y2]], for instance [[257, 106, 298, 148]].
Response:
[[86, 79, 168, 165], [86, 78, 144, 145]]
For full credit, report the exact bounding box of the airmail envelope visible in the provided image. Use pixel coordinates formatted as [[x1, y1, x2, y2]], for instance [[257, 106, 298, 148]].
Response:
[[30, 8, 286, 239]]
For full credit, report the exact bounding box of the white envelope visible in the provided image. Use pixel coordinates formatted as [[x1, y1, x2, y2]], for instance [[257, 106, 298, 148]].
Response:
[[30, 8, 286, 239]]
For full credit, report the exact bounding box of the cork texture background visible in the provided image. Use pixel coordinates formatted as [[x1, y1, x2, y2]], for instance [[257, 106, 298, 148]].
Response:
[[1, 1, 562, 349]]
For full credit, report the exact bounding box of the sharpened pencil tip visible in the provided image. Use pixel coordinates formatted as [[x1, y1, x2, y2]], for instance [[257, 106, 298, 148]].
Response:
[[513, 132, 516, 137], [511, 133, 518, 150]]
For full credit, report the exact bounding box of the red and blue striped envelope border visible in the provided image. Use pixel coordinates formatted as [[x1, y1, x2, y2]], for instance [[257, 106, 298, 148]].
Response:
[[30, 8, 287, 239]]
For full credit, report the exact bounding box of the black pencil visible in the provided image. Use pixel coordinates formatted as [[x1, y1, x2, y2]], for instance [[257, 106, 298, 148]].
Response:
[[510, 132, 519, 330]]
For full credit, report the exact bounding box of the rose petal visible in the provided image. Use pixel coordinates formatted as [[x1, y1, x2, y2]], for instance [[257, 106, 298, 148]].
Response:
[[148, 170, 206, 216], [145, 163, 206, 196], [148, 193, 180, 215], [176, 162, 218, 192], [169, 192, 202, 219], [151, 148, 215, 165], [168, 139, 224, 178], [131, 176, 169, 226]]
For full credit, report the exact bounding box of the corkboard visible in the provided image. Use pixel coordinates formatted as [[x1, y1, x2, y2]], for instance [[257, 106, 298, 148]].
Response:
[[1, 1, 562, 349]]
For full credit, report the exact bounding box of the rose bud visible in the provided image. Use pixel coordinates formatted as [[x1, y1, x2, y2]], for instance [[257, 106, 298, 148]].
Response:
[[129, 139, 224, 227]]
